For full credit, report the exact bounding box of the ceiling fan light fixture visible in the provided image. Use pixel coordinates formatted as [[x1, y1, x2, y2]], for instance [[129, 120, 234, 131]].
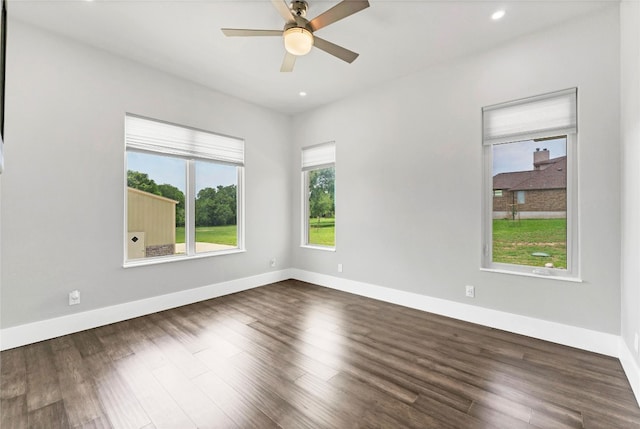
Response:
[[283, 27, 314, 56]]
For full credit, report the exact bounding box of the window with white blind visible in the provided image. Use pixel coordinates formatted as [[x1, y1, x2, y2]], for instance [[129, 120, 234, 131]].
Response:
[[482, 88, 579, 279], [302, 142, 336, 249], [124, 114, 244, 265]]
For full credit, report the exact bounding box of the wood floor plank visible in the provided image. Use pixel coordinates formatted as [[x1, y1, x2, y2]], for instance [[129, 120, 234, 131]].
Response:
[[1, 395, 28, 429], [52, 345, 104, 427], [1, 347, 27, 400], [27, 400, 70, 429], [193, 370, 280, 429], [94, 331, 134, 361], [72, 416, 113, 429], [468, 401, 536, 428], [72, 330, 105, 358], [149, 334, 209, 379], [114, 354, 197, 429], [195, 350, 322, 429], [326, 371, 454, 429], [152, 364, 239, 429], [84, 352, 150, 429], [24, 342, 62, 412], [3, 280, 639, 428]]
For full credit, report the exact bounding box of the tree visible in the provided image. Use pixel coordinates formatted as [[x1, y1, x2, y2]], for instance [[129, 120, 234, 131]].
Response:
[[309, 167, 335, 221], [195, 185, 237, 227], [158, 183, 185, 227], [127, 170, 160, 195]]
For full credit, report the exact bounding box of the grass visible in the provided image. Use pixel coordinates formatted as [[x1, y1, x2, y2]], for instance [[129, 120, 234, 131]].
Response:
[[493, 218, 566, 268], [175, 225, 237, 246], [308, 217, 335, 247]]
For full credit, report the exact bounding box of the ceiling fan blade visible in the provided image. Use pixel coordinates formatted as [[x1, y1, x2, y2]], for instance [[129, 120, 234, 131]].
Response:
[[271, 0, 295, 22], [221, 28, 283, 37], [309, 0, 370, 32], [280, 52, 296, 72], [313, 36, 359, 63]]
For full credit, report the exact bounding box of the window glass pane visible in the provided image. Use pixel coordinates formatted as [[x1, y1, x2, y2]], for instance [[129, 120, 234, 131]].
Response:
[[307, 166, 335, 247], [194, 160, 238, 253], [491, 137, 567, 269], [126, 151, 185, 259]]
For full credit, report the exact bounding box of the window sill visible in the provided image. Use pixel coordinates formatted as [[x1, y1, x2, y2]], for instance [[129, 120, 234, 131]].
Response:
[[480, 267, 582, 283], [301, 244, 336, 252], [123, 248, 246, 268]]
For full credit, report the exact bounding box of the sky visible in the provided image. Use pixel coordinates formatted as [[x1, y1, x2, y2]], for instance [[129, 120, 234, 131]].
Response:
[[127, 151, 237, 193], [492, 137, 566, 175]]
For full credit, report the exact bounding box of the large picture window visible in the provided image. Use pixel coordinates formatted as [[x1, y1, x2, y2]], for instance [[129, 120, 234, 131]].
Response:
[[125, 115, 244, 264], [482, 88, 578, 278], [302, 142, 335, 249]]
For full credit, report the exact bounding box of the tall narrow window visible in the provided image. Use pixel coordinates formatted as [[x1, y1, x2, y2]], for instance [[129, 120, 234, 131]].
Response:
[[482, 88, 578, 278], [302, 142, 336, 249], [125, 114, 244, 264]]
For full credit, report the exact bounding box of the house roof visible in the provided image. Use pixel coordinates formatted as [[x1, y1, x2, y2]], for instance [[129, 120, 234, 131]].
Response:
[[494, 156, 567, 191]]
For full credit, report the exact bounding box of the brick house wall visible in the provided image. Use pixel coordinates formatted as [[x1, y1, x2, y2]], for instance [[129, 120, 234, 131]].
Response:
[[493, 189, 566, 213]]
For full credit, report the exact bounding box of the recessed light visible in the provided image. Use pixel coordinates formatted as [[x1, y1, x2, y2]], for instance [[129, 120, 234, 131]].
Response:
[[492, 10, 505, 20], [299, 91, 307, 97]]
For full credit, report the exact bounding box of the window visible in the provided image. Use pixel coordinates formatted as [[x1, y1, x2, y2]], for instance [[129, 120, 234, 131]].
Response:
[[125, 114, 244, 264], [482, 88, 578, 278], [302, 142, 335, 249]]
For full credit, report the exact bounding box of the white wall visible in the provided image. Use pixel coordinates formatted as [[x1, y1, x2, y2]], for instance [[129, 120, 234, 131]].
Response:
[[292, 6, 621, 334], [0, 5, 628, 347], [0, 21, 292, 328], [620, 0, 640, 366]]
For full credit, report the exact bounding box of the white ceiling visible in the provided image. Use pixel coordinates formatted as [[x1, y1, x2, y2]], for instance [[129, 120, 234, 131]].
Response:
[[9, 0, 614, 114]]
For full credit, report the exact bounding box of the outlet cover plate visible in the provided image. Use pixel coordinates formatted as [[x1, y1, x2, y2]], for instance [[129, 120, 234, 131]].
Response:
[[465, 285, 475, 298], [69, 290, 81, 306]]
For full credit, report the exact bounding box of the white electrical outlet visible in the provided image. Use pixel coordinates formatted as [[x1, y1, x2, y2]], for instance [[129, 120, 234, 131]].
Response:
[[338, 263, 343, 273], [634, 333, 639, 354], [465, 285, 475, 298], [69, 290, 81, 306], [270, 257, 276, 268]]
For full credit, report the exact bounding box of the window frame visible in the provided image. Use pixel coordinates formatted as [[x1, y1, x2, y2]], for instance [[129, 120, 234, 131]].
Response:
[[301, 142, 336, 251], [123, 115, 245, 267], [482, 133, 579, 280], [480, 88, 579, 280]]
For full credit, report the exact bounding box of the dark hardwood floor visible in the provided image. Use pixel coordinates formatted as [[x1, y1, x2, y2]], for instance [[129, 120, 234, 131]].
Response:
[[2, 279, 639, 428]]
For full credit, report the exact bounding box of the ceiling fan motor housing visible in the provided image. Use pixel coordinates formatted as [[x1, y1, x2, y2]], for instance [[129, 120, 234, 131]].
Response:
[[289, 1, 308, 18]]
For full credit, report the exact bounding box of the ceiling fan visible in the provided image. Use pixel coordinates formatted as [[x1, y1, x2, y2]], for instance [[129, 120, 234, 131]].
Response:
[[221, 0, 370, 72]]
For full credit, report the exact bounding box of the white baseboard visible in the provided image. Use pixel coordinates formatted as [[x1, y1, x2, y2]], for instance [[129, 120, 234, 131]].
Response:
[[619, 339, 640, 407], [0, 269, 292, 351], [289, 269, 620, 358]]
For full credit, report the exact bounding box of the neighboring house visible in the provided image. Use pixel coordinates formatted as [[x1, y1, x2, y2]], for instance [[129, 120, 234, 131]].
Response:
[[493, 148, 567, 219], [127, 187, 178, 258]]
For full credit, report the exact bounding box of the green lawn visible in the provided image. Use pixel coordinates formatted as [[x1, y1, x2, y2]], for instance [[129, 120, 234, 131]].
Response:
[[493, 218, 566, 268], [309, 217, 335, 247], [175, 225, 237, 246]]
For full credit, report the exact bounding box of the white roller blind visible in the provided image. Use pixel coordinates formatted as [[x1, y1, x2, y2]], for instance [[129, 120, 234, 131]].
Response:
[[125, 115, 244, 166], [302, 142, 335, 171], [483, 88, 577, 145]]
